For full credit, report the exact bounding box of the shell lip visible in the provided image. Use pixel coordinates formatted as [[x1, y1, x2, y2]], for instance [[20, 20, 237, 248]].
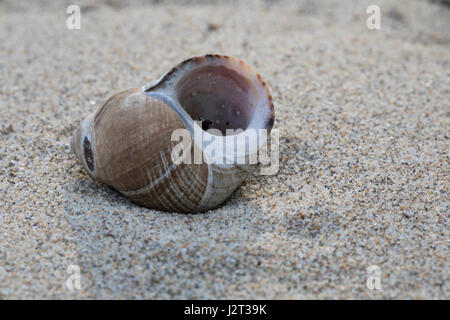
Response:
[[143, 54, 275, 131], [143, 54, 275, 165]]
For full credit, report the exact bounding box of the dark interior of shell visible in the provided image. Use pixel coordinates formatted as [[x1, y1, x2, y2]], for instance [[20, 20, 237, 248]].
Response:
[[175, 65, 255, 135]]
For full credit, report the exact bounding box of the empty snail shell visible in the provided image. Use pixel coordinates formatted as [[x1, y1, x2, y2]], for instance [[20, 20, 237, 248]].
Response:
[[71, 54, 274, 213]]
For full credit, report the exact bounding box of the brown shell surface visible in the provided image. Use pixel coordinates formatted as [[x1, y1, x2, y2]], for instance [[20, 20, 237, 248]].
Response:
[[92, 88, 210, 212]]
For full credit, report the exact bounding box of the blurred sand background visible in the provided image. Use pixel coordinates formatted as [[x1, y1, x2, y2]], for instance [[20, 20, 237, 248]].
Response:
[[0, 0, 449, 299]]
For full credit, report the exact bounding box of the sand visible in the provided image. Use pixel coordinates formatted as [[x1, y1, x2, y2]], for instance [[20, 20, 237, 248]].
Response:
[[0, 0, 449, 299]]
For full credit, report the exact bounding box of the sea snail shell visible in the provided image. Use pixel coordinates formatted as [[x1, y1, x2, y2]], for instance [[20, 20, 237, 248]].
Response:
[[72, 54, 275, 213]]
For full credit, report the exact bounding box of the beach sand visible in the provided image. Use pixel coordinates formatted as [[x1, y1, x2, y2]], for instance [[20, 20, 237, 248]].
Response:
[[0, 0, 449, 299]]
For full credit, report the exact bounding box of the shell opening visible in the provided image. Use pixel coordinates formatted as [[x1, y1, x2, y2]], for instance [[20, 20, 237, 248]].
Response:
[[144, 55, 274, 140], [175, 65, 258, 135]]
